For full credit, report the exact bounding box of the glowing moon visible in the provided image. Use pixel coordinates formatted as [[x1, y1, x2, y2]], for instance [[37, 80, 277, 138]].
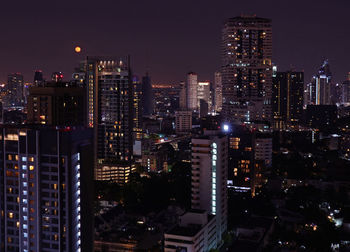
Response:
[[75, 46, 82, 53]]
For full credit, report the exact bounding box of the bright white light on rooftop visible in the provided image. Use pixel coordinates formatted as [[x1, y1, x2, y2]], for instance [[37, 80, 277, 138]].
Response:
[[223, 124, 229, 132]]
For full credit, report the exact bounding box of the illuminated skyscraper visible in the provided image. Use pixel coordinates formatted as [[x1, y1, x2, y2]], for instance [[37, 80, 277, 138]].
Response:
[[191, 130, 228, 242], [221, 16, 272, 123], [307, 60, 332, 105], [214, 72, 223, 112], [133, 76, 143, 140], [82, 57, 134, 183], [186, 72, 198, 110], [0, 126, 94, 252], [273, 71, 304, 128], [7, 73, 24, 107]]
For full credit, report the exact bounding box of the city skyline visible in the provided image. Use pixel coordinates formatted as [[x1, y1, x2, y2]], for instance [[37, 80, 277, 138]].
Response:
[[0, 0, 349, 84]]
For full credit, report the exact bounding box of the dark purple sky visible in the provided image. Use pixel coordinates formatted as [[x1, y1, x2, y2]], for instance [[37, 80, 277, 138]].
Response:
[[0, 0, 349, 84]]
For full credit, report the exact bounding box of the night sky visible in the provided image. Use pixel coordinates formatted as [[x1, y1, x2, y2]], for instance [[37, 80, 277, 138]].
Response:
[[0, 0, 349, 84]]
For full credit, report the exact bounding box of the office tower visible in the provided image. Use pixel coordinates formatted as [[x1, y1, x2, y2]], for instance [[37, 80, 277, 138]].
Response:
[[308, 60, 332, 105], [83, 57, 134, 183], [179, 81, 187, 109], [7, 73, 24, 107], [142, 73, 154, 116], [221, 16, 272, 123], [186, 72, 198, 110], [51, 72, 64, 83], [214, 72, 223, 112], [272, 71, 304, 128], [197, 81, 211, 116], [175, 110, 192, 134], [191, 130, 228, 242], [27, 82, 85, 126], [33, 70, 44, 86], [133, 76, 143, 140], [342, 73, 350, 105], [0, 126, 93, 252]]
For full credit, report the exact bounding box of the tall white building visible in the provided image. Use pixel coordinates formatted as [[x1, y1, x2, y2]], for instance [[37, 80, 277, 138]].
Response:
[[214, 72, 223, 112], [186, 72, 198, 110], [191, 131, 228, 242]]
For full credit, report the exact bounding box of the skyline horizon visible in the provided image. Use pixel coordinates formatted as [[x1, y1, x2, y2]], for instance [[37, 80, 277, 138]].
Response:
[[0, 0, 349, 85]]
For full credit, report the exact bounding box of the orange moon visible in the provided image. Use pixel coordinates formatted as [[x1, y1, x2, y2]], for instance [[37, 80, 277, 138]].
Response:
[[75, 46, 82, 53]]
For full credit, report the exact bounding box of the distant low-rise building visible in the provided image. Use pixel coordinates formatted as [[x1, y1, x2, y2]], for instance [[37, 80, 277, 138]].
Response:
[[164, 210, 217, 252], [175, 110, 192, 134]]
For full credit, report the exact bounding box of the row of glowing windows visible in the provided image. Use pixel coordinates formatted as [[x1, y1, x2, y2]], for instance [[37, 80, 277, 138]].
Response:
[[7, 155, 35, 163]]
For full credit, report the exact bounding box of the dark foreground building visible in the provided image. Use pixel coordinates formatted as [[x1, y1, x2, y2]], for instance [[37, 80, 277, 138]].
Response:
[[0, 126, 93, 252], [273, 71, 304, 128], [305, 105, 337, 130], [27, 82, 85, 126]]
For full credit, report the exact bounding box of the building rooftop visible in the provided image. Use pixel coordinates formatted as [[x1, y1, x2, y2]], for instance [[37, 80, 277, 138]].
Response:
[[166, 224, 202, 237]]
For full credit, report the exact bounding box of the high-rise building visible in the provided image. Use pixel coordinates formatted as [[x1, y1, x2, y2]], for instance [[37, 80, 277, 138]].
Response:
[[179, 81, 187, 109], [221, 16, 272, 124], [307, 60, 332, 105], [142, 73, 154, 116], [33, 70, 44, 86], [133, 76, 143, 140], [0, 126, 94, 252], [191, 130, 228, 242], [27, 82, 85, 126], [272, 71, 304, 128], [342, 73, 350, 105], [186, 72, 198, 110], [197, 81, 211, 116], [7, 73, 24, 107], [82, 57, 134, 183], [214, 72, 223, 112]]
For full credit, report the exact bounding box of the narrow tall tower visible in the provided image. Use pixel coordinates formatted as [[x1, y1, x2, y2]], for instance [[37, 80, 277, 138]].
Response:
[[191, 130, 228, 242], [186, 72, 198, 110], [214, 71, 223, 112]]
